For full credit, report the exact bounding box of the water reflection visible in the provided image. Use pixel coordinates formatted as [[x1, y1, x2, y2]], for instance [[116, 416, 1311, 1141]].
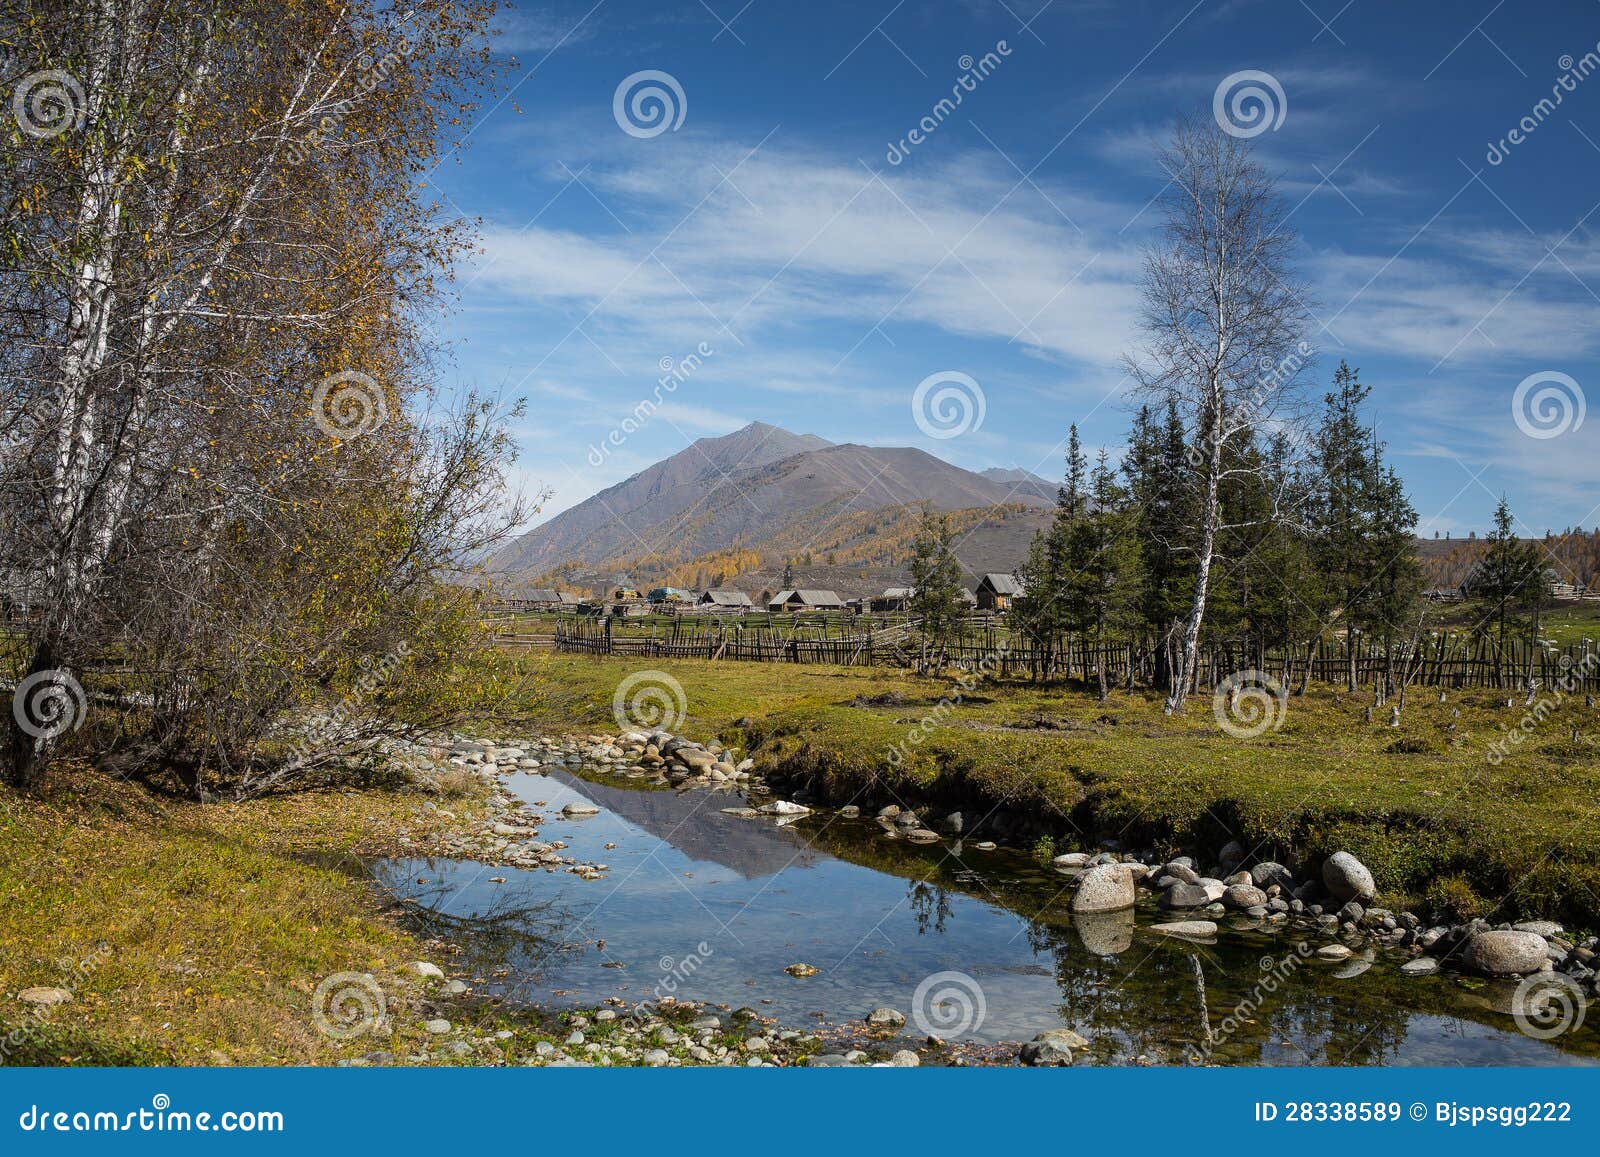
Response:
[[370, 765, 1597, 1066]]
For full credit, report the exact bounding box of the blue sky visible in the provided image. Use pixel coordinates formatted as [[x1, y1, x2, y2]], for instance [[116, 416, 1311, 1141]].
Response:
[[424, 0, 1600, 538]]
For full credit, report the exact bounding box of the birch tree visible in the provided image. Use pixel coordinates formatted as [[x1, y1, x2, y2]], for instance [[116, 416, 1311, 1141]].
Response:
[[1125, 121, 1311, 713], [1, 0, 520, 789]]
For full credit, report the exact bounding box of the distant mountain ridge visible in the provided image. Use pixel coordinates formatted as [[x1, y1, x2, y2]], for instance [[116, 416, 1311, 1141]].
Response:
[[489, 421, 1053, 593]]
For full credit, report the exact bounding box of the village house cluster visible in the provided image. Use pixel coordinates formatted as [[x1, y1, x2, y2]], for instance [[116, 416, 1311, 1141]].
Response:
[[500, 573, 1029, 618]]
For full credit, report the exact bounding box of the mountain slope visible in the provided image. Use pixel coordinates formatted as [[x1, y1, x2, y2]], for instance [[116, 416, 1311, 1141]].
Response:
[[490, 422, 1052, 587]]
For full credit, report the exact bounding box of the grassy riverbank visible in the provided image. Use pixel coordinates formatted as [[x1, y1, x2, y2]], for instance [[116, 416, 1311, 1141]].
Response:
[[494, 653, 1600, 929], [0, 768, 478, 1064]]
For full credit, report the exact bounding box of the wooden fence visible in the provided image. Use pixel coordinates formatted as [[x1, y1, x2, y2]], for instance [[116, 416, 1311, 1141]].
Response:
[[544, 616, 1600, 693]]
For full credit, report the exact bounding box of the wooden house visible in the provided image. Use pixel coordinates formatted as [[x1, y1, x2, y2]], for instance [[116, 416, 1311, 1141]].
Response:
[[766, 589, 846, 612], [975, 573, 1023, 612], [698, 589, 754, 611]]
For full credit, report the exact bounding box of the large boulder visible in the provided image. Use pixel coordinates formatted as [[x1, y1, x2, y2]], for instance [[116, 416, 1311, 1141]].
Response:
[[1222, 884, 1269, 910], [1321, 851, 1377, 902], [1071, 864, 1135, 913], [1461, 930, 1550, 976]]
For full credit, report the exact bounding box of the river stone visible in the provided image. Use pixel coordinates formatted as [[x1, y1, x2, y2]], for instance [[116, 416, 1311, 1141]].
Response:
[[1250, 862, 1295, 891], [1160, 883, 1212, 909], [1019, 1029, 1080, 1066], [1218, 840, 1247, 867], [1223, 884, 1268, 910], [1163, 863, 1201, 885], [1461, 930, 1549, 976], [1316, 944, 1353, 961], [1322, 851, 1377, 901], [1071, 864, 1136, 913], [1400, 956, 1440, 976], [807, 1054, 849, 1067], [1053, 852, 1092, 868], [866, 1007, 906, 1029], [1513, 920, 1563, 938], [890, 1049, 920, 1067], [562, 802, 600, 817], [1150, 921, 1218, 940], [401, 961, 445, 981]]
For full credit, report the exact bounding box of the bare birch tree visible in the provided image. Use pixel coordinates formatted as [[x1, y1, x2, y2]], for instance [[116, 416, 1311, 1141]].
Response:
[[1125, 120, 1312, 713]]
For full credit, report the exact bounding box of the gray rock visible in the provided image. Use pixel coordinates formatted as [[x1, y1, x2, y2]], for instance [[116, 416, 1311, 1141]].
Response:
[[1019, 1030, 1079, 1066], [890, 1049, 920, 1066], [1164, 863, 1201, 885], [1461, 930, 1550, 976], [1160, 883, 1212, 909], [1400, 956, 1440, 976], [1053, 852, 1092, 868], [401, 961, 444, 981], [1223, 884, 1269, 910], [1150, 920, 1218, 939], [1513, 920, 1563, 938], [424, 1019, 452, 1034], [642, 1049, 670, 1066], [1071, 864, 1136, 912], [1251, 861, 1295, 891], [1218, 840, 1247, 867], [562, 802, 600, 817], [1316, 944, 1353, 961], [866, 1007, 906, 1029], [1322, 851, 1377, 902], [807, 1053, 849, 1066]]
